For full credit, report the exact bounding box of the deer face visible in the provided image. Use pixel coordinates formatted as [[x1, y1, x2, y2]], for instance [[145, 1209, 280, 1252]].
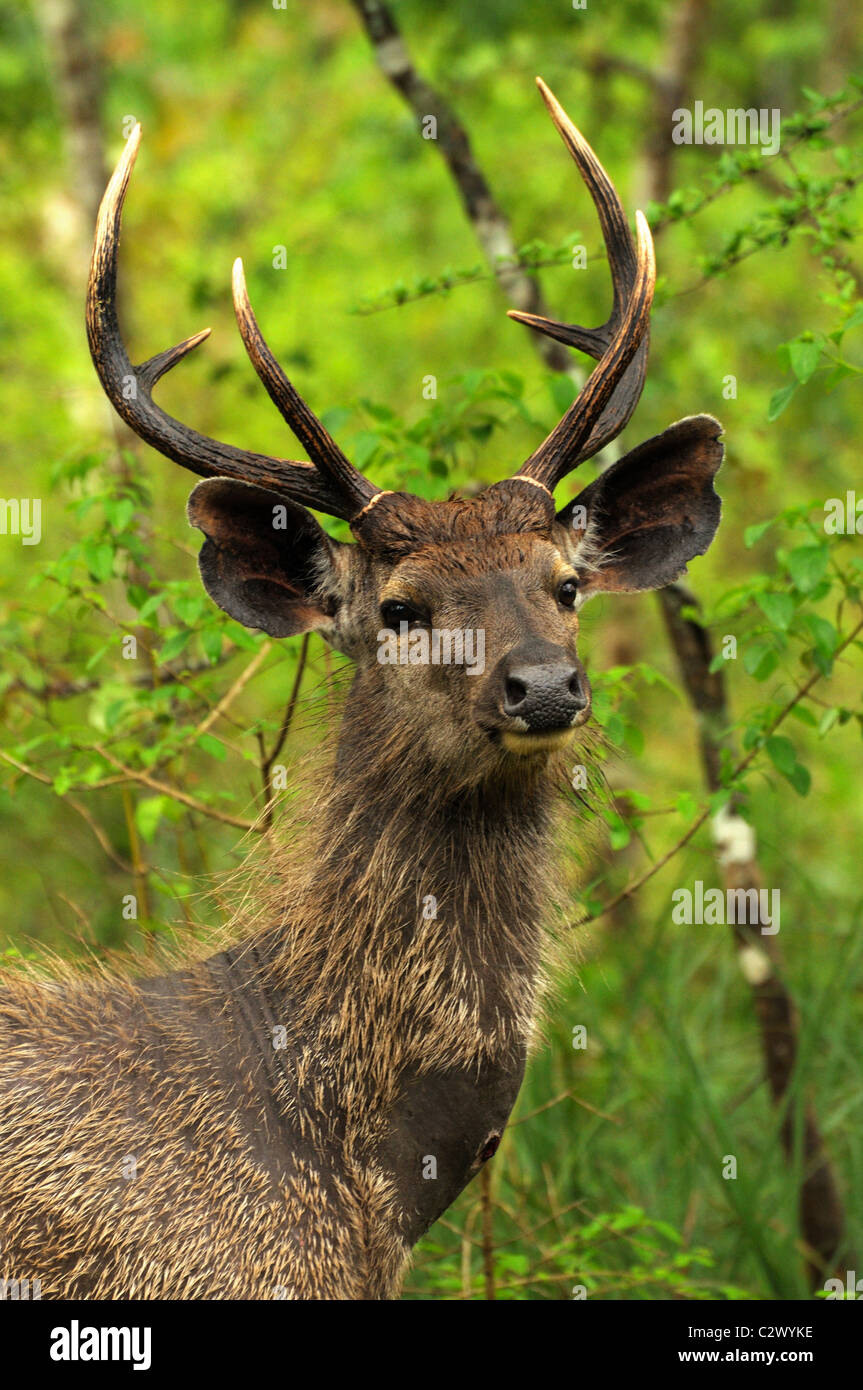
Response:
[[187, 482, 592, 768], [185, 419, 721, 775], [372, 530, 590, 758], [86, 78, 723, 784]]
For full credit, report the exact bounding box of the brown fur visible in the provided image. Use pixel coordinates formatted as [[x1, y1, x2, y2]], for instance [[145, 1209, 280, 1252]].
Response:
[[19, 92, 722, 1300], [0, 495, 589, 1301]]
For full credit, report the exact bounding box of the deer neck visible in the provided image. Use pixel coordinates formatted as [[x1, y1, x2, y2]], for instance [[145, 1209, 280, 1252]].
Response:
[[194, 683, 566, 1285], [269, 679, 562, 1066]]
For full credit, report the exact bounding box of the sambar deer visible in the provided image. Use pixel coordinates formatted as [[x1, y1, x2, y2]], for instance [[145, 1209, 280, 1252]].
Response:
[[0, 79, 722, 1299]]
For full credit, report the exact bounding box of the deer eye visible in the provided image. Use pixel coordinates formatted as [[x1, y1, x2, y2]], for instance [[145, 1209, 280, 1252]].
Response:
[[380, 599, 429, 630], [557, 578, 579, 608]]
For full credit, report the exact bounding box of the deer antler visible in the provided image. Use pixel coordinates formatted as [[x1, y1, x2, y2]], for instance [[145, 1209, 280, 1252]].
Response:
[[509, 78, 656, 493], [229, 258, 378, 515], [86, 124, 381, 522]]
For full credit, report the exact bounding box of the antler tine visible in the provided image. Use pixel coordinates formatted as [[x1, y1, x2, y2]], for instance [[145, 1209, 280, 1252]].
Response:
[[509, 310, 649, 467], [510, 79, 656, 492], [231, 259, 379, 515], [86, 125, 357, 520]]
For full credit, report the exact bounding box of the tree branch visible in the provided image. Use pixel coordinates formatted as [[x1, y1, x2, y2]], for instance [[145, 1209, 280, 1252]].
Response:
[[260, 632, 310, 828], [92, 746, 257, 833], [349, 0, 576, 376]]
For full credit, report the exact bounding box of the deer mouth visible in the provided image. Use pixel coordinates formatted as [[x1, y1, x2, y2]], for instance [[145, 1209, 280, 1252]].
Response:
[[499, 726, 579, 755]]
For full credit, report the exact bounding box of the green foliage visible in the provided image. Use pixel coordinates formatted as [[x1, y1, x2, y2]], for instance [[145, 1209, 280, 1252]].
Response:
[[352, 234, 579, 316], [1, 0, 862, 1300], [408, 1202, 750, 1301]]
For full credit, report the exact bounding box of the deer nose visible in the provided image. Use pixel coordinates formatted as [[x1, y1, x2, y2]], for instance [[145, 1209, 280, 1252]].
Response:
[[503, 663, 588, 731]]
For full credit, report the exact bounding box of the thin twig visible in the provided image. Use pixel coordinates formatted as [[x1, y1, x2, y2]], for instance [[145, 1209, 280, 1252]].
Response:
[[579, 612, 863, 927], [479, 1164, 495, 1300], [349, 0, 576, 377], [513, 1087, 621, 1127], [192, 641, 272, 743], [260, 633, 310, 827], [121, 785, 150, 924], [92, 746, 256, 833]]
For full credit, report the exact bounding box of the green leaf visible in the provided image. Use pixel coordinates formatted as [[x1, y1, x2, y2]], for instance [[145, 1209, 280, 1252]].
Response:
[[353, 431, 380, 470], [201, 627, 223, 663], [756, 592, 795, 630], [138, 593, 165, 621], [802, 612, 837, 656], [744, 519, 774, 548], [675, 791, 698, 820], [625, 789, 652, 811], [841, 304, 863, 334], [811, 646, 834, 677], [403, 444, 432, 471], [604, 713, 626, 746], [499, 370, 524, 396], [82, 540, 115, 582], [319, 406, 351, 434], [173, 593, 206, 625], [103, 699, 129, 731], [548, 373, 579, 415], [743, 640, 779, 680], [160, 630, 192, 663], [135, 795, 168, 843], [818, 707, 839, 736], [788, 336, 821, 384], [765, 737, 810, 795], [789, 704, 817, 728], [623, 721, 645, 757], [823, 362, 857, 392], [197, 732, 227, 761], [361, 400, 396, 423], [765, 735, 796, 776], [768, 383, 796, 421], [84, 642, 109, 672], [788, 545, 828, 593], [104, 497, 137, 533], [606, 813, 631, 851], [460, 369, 487, 396]]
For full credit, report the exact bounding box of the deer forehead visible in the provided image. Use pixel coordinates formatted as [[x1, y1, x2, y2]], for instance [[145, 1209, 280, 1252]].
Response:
[[376, 536, 573, 605]]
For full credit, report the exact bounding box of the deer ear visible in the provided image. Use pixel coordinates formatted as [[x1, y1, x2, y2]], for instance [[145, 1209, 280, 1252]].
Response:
[[187, 478, 341, 638], [557, 415, 723, 597]]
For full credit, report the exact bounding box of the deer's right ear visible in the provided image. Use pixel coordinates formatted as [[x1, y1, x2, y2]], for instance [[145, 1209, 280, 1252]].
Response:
[[187, 478, 345, 639], [555, 415, 723, 597]]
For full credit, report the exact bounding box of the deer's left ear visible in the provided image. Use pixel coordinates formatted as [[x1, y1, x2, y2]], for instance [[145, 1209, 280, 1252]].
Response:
[[187, 477, 344, 638], [556, 415, 723, 598]]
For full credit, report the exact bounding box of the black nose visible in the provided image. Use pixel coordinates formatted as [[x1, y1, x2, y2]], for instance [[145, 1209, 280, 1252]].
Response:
[[503, 663, 588, 732]]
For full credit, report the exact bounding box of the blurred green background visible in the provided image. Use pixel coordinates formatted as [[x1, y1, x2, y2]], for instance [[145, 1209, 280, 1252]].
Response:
[[1, 0, 862, 1298]]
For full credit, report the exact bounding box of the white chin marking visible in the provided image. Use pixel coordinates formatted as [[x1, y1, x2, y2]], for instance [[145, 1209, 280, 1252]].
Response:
[[501, 728, 575, 755]]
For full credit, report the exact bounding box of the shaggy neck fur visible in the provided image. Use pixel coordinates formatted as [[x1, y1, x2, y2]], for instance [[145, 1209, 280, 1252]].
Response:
[[0, 669, 570, 1301], [265, 671, 562, 1061], [235, 676, 567, 1294]]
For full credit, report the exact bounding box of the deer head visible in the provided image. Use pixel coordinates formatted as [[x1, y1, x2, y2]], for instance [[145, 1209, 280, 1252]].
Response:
[[87, 79, 722, 786]]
